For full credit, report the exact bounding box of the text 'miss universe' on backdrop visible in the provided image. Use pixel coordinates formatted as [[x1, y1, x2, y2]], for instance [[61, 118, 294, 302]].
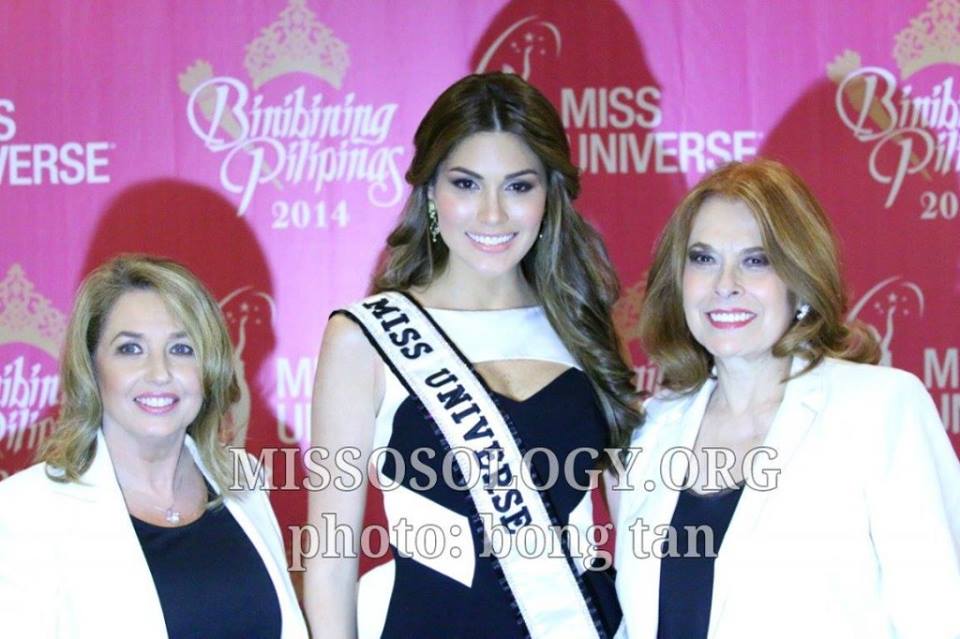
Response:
[[2, 0, 959, 579]]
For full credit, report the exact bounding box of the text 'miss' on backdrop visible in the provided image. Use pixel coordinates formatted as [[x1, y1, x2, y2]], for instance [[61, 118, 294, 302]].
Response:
[[2, 0, 959, 584]]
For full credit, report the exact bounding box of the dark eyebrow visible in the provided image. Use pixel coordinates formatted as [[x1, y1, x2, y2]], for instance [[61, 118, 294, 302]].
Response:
[[504, 169, 540, 180], [447, 167, 541, 181], [687, 242, 765, 252], [447, 166, 483, 179]]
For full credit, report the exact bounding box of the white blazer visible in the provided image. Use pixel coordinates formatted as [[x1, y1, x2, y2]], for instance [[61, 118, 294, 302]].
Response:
[[0, 431, 308, 639], [615, 357, 960, 639]]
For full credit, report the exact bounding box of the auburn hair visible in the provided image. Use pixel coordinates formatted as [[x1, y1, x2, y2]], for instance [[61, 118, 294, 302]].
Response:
[[640, 158, 880, 392]]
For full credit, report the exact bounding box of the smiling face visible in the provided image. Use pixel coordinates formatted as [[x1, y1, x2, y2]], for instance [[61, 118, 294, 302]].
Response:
[[682, 197, 793, 365], [94, 289, 203, 446], [429, 131, 547, 280]]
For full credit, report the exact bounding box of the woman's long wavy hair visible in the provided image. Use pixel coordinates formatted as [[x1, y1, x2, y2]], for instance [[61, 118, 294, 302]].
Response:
[[374, 72, 641, 449], [640, 159, 880, 393], [39, 255, 240, 495]]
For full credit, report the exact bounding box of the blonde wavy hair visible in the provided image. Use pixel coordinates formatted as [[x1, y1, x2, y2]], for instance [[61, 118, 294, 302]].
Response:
[[39, 255, 240, 494], [640, 159, 880, 392]]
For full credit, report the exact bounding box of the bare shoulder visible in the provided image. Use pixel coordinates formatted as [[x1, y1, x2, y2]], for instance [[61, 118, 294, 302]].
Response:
[[321, 312, 373, 352], [313, 313, 385, 440], [318, 311, 380, 368], [317, 313, 379, 374]]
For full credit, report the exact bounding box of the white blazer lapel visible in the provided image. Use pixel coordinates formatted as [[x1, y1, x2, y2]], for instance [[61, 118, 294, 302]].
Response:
[[667, 380, 716, 485], [707, 358, 826, 636], [50, 431, 168, 638], [618, 381, 715, 639]]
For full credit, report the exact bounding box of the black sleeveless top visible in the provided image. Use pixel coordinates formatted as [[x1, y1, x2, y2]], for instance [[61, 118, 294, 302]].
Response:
[[657, 485, 744, 639], [350, 304, 621, 638], [131, 500, 282, 639]]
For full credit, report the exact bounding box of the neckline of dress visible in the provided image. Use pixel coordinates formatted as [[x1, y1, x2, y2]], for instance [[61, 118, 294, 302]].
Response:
[[425, 305, 543, 314]]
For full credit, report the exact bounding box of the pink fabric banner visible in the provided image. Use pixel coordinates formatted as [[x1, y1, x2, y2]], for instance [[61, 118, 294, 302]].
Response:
[[2, 0, 959, 564]]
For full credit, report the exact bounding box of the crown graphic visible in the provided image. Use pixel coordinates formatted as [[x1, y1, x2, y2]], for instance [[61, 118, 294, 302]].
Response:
[[244, 0, 350, 89], [893, 0, 960, 78], [0, 264, 67, 358]]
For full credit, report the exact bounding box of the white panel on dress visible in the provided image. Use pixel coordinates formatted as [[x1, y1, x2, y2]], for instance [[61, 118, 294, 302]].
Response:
[[426, 306, 580, 367], [381, 481, 476, 587], [357, 560, 394, 639]]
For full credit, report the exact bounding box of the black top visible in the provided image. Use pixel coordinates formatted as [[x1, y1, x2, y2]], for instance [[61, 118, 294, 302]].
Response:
[[377, 367, 621, 638], [131, 499, 282, 639], [657, 485, 745, 639]]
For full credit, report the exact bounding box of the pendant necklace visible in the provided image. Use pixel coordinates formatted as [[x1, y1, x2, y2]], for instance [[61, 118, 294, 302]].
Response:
[[121, 446, 190, 525], [156, 503, 182, 525], [156, 448, 187, 524]]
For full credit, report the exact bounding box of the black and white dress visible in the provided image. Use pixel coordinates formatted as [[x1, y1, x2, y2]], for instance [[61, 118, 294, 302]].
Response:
[[349, 304, 620, 638]]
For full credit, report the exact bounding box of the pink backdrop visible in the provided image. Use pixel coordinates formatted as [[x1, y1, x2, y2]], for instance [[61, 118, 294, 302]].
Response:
[[3, 0, 959, 570]]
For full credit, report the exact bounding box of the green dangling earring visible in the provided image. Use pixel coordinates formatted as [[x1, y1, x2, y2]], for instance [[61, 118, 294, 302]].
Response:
[[427, 200, 440, 243]]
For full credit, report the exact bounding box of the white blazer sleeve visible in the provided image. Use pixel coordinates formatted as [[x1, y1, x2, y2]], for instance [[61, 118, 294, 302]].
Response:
[[0, 479, 58, 638], [863, 372, 960, 639]]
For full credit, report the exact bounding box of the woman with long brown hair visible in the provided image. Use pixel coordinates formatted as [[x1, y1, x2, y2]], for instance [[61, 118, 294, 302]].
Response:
[[305, 72, 640, 639]]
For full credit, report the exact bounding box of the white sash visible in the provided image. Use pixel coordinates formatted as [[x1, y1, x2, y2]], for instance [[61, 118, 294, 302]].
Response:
[[343, 291, 605, 639]]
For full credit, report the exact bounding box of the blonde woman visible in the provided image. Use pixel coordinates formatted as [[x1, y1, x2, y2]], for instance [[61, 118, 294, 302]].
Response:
[[0, 255, 307, 638]]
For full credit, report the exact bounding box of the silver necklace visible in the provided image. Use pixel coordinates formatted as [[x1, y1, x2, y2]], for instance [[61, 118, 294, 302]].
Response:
[[156, 449, 187, 524], [121, 447, 190, 525], [156, 504, 183, 525]]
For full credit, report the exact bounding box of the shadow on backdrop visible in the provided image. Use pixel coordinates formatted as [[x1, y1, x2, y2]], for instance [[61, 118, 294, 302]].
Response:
[[470, 0, 688, 370], [82, 179, 308, 590], [761, 74, 960, 379]]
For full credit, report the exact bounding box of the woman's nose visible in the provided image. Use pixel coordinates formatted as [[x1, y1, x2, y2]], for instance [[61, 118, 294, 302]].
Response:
[[477, 191, 508, 225], [715, 263, 742, 297], [145, 352, 173, 383]]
